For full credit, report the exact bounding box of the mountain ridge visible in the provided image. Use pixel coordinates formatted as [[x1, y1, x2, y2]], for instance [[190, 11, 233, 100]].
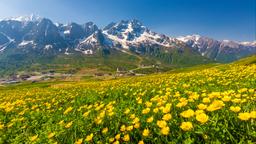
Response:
[[0, 15, 255, 60], [0, 15, 255, 77], [177, 34, 256, 62]]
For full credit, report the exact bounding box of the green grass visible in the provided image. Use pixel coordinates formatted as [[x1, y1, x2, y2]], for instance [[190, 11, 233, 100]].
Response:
[[0, 60, 255, 143], [0, 46, 214, 77], [232, 55, 256, 65]]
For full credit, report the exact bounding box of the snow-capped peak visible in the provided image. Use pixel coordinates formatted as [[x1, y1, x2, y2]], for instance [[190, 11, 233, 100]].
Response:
[[104, 19, 147, 41], [102, 19, 175, 49], [178, 35, 256, 48], [177, 34, 204, 42], [239, 41, 256, 47], [4, 14, 42, 22]]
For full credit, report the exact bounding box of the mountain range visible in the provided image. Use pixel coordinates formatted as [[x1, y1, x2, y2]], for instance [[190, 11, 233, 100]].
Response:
[[177, 35, 256, 62], [0, 15, 255, 76]]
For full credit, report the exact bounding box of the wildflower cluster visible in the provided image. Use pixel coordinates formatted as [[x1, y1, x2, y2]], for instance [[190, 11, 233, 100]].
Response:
[[0, 64, 255, 143]]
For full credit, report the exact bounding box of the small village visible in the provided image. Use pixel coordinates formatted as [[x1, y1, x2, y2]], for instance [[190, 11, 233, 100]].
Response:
[[0, 66, 151, 85]]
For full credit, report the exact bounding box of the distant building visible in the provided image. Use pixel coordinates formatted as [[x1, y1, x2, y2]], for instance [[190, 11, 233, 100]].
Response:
[[19, 75, 31, 80]]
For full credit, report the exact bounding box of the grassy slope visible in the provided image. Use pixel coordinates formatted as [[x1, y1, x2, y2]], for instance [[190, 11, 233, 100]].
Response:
[[0, 55, 255, 143], [232, 55, 256, 65], [0, 45, 213, 77], [2, 54, 255, 89]]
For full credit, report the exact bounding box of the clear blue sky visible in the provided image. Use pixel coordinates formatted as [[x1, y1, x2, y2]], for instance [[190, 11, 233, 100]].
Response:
[[0, 0, 255, 41]]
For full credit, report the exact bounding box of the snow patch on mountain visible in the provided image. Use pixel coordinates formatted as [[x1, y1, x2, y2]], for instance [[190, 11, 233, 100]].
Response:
[[19, 40, 35, 46], [75, 48, 94, 55], [221, 40, 240, 48], [5, 14, 42, 23], [80, 34, 98, 45], [177, 34, 201, 42], [0, 32, 15, 42], [240, 41, 256, 47], [64, 30, 71, 35], [44, 45, 53, 50], [0, 32, 15, 53]]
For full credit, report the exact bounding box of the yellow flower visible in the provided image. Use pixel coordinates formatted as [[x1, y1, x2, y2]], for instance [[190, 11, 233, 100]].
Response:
[[0, 124, 4, 130], [160, 126, 170, 135], [142, 108, 150, 114], [180, 122, 193, 131], [134, 122, 140, 128], [130, 114, 136, 119], [138, 140, 145, 144], [63, 106, 73, 115], [75, 138, 83, 144], [113, 141, 120, 144], [157, 120, 167, 128], [162, 103, 171, 113], [206, 100, 225, 112], [126, 125, 134, 131], [123, 134, 130, 142], [230, 106, 241, 113], [147, 116, 154, 123], [248, 89, 254, 93], [115, 134, 121, 140], [30, 135, 38, 142], [120, 125, 126, 132], [137, 99, 142, 104], [145, 101, 152, 107], [153, 108, 159, 113], [58, 120, 64, 125], [142, 128, 150, 137], [238, 112, 251, 121], [109, 138, 115, 143], [222, 96, 231, 102], [197, 104, 207, 110], [232, 98, 241, 103], [102, 127, 108, 134], [180, 109, 194, 118], [195, 110, 205, 115], [48, 132, 55, 139], [124, 108, 130, 114], [108, 111, 115, 116], [196, 113, 209, 124], [176, 101, 188, 108], [83, 111, 90, 117], [202, 98, 211, 103], [65, 121, 73, 128], [85, 133, 93, 142], [133, 117, 140, 124], [162, 113, 172, 121], [5, 106, 14, 112], [250, 111, 256, 119], [95, 117, 102, 125]]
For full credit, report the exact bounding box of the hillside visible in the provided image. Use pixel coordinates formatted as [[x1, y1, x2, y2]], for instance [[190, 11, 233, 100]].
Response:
[[0, 57, 255, 143], [232, 55, 256, 65]]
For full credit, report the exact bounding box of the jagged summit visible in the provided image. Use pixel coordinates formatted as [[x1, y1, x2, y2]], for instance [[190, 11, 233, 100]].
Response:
[[100, 19, 176, 49]]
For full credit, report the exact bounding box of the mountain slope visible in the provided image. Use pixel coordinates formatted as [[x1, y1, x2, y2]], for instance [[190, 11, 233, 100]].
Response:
[[177, 35, 256, 62], [76, 20, 210, 65]]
